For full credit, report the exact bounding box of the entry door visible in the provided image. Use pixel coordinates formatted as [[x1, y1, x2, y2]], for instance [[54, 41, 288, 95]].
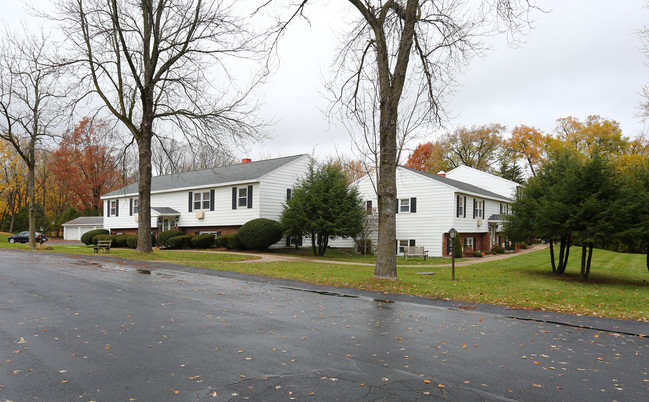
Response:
[[162, 218, 173, 231]]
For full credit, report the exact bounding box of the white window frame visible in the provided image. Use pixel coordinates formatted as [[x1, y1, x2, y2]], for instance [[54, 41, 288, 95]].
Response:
[[399, 198, 410, 213], [476, 199, 483, 219], [238, 187, 248, 208], [465, 237, 474, 249], [398, 239, 408, 253], [133, 199, 139, 214], [194, 191, 210, 211], [110, 200, 117, 216], [458, 197, 464, 216]]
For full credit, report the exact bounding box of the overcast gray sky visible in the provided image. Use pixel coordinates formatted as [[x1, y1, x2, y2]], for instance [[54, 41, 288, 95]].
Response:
[[257, 0, 649, 162], [3, 1, 648, 164]]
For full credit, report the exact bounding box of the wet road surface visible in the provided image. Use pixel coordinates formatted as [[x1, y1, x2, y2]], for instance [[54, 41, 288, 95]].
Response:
[[0, 250, 647, 401]]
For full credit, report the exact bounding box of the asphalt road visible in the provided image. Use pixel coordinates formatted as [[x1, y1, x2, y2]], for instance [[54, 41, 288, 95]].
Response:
[[0, 250, 647, 401]]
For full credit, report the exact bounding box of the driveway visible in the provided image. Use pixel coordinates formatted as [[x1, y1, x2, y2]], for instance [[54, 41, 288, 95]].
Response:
[[1, 250, 647, 401]]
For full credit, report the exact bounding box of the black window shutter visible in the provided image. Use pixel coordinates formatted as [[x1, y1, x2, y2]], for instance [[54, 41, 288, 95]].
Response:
[[287, 189, 292, 201], [366, 200, 372, 213], [409, 239, 416, 247], [247, 185, 253, 209], [395, 198, 399, 214], [463, 197, 467, 218], [129, 198, 133, 216], [106, 200, 110, 217], [483, 201, 486, 218], [473, 199, 476, 219], [232, 187, 237, 210], [210, 189, 215, 211], [456, 195, 460, 217], [188, 192, 193, 212], [115, 200, 119, 217], [410, 197, 417, 213]]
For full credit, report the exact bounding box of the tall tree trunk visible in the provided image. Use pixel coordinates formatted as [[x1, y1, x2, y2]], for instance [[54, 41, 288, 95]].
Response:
[[579, 244, 587, 281], [586, 243, 593, 280], [136, 123, 153, 253], [557, 237, 566, 274], [548, 239, 556, 273], [27, 156, 36, 249]]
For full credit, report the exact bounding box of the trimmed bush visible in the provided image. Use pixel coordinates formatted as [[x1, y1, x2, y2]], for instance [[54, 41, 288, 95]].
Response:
[[472, 251, 483, 258], [81, 229, 109, 245], [453, 236, 463, 258], [126, 235, 138, 248], [94, 234, 117, 246], [114, 234, 128, 247], [238, 218, 283, 250], [191, 233, 216, 249], [218, 233, 244, 250], [159, 229, 183, 248], [168, 235, 193, 249], [228, 233, 244, 250]]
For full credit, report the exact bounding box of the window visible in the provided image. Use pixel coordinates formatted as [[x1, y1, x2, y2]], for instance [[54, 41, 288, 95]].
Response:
[[400, 199, 410, 213], [194, 191, 210, 210], [238, 187, 248, 207], [464, 237, 474, 249], [457, 196, 465, 217], [397, 197, 417, 214], [475, 199, 483, 219], [500, 203, 509, 215], [366, 200, 372, 214], [232, 186, 253, 209], [110, 200, 117, 216], [133, 199, 139, 214], [398, 239, 409, 253]]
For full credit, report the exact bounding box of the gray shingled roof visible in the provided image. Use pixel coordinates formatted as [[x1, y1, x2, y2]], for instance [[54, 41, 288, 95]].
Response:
[[487, 214, 504, 221], [62, 216, 104, 226], [152, 207, 181, 215], [103, 154, 308, 198], [401, 166, 513, 201]]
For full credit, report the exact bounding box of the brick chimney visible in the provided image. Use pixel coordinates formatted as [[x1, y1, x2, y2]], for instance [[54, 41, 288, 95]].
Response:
[[437, 171, 446, 178], [241, 158, 252, 164]]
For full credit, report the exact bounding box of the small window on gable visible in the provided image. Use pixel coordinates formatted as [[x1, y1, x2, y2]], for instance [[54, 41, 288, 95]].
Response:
[[110, 200, 117, 216], [238, 187, 248, 207], [194, 191, 210, 211]]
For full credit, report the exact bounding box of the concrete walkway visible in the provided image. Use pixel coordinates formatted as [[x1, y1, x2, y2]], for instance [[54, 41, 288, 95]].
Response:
[[214, 243, 549, 267]]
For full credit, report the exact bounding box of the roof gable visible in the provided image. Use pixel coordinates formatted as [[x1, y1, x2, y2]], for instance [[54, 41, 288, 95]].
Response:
[[400, 166, 512, 201], [103, 154, 308, 198]]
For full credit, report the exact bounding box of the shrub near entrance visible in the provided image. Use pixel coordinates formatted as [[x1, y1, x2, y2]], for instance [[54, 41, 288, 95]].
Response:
[[238, 218, 283, 250]]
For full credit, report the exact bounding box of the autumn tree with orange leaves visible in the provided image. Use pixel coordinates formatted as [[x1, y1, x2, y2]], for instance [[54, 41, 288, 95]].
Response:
[[51, 118, 124, 212], [503, 125, 546, 177], [404, 141, 451, 174]]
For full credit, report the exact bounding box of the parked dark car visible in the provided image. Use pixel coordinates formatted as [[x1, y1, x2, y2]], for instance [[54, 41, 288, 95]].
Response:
[[8, 231, 48, 244]]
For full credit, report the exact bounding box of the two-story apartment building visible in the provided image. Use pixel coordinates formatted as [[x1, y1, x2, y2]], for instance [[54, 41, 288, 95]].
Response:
[[341, 165, 516, 257], [100, 154, 310, 243]]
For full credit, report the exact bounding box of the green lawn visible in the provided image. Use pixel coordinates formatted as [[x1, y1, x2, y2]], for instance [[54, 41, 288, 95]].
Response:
[[2, 234, 648, 321], [199, 247, 649, 321], [268, 246, 461, 265]]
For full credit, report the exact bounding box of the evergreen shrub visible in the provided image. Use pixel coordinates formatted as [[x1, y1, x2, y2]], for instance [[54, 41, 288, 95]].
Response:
[[238, 218, 283, 250]]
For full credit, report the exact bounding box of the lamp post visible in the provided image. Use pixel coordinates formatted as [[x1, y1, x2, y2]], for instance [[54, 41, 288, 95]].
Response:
[[449, 228, 457, 281]]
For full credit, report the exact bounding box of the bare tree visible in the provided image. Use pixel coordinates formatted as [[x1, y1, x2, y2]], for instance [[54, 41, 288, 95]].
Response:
[[57, 0, 266, 252], [0, 28, 65, 248], [273, 1, 535, 278]]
